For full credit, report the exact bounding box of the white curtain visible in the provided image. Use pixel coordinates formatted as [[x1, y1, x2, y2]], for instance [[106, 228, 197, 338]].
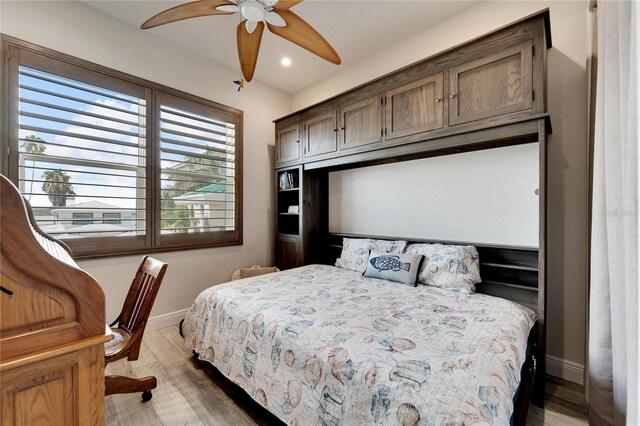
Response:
[[589, 1, 640, 425]]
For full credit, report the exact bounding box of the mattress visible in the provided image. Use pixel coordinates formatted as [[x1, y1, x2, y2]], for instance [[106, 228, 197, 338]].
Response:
[[183, 264, 537, 425]]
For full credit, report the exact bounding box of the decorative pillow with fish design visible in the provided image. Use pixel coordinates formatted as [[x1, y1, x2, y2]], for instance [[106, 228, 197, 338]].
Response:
[[362, 251, 423, 285], [335, 238, 407, 273], [405, 243, 481, 293]]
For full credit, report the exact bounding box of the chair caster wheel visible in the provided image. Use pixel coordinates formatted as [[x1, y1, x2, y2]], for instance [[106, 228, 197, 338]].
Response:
[[142, 390, 152, 402]]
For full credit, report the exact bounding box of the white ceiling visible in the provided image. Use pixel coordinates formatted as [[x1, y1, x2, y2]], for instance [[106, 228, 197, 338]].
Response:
[[84, 1, 478, 94]]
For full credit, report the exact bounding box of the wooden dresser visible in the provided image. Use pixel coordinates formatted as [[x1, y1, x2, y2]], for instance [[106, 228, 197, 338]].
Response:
[[0, 175, 108, 425]]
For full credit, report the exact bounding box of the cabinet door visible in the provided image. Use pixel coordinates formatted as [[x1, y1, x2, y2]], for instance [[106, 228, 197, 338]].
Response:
[[303, 112, 337, 159], [276, 235, 302, 270], [276, 124, 301, 166], [385, 72, 444, 140], [1, 347, 105, 426], [449, 40, 533, 126], [338, 95, 383, 150]]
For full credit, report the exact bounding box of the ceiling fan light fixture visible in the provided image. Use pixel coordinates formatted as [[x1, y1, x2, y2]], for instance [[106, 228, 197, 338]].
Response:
[[240, 1, 267, 22]]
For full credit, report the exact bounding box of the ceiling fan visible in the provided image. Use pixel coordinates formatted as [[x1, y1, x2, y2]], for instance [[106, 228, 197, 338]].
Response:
[[141, 0, 341, 82]]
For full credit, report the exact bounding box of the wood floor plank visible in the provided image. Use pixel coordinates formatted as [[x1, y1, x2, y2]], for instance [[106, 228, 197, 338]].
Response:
[[105, 325, 590, 426], [106, 355, 157, 418], [151, 326, 262, 425], [160, 324, 193, 358], [136, 359, 205, 425]]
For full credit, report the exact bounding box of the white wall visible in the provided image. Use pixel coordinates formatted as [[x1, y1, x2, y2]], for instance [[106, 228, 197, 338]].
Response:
[[0, 1, 291, 322], [294, 0, 590, 374], [329, 143, 539, 247]]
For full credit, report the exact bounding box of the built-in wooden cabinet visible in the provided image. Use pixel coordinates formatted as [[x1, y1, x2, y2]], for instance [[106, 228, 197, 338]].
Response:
[[302, 105, 337, 159], [276, 234, 302, 270], [449, 40, 534, 126], [273, 12, 548, 169], [275, 121, 300, 167], [276, 167, 302, 269], [385, 72, 444, 140], [275, 166, 327, 270], [276, 167, 301, 236], [273, 10, 550, 269], [338, 94, 384, 151]]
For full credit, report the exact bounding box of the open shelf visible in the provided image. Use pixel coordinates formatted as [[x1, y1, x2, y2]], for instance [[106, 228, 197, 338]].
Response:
[[277, 167, 301, 237]]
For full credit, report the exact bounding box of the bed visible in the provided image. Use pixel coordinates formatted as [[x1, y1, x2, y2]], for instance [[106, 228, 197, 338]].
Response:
[[183, 263, 538, 425]]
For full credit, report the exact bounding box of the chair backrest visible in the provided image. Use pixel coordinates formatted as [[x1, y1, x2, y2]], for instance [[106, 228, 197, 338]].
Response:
[[116, 256, 167, 359]]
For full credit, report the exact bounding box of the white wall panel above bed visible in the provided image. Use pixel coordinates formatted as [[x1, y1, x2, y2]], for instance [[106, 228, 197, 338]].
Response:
[[329, 143, 539, 247]]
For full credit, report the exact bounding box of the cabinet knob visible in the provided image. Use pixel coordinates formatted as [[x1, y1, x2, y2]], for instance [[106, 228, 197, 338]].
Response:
[[332, 129, 338, 132], [340, 127, 345, 131], [435, 97, 442, 103], [449, 93, 457, 99]]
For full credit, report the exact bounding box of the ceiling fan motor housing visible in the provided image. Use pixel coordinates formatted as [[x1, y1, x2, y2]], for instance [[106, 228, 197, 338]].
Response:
[[240, 1, 267, 22]]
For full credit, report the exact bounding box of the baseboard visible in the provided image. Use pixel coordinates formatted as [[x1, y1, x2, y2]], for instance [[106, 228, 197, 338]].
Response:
[[546, 354, 585, 385], [145, 308, 188, 333]]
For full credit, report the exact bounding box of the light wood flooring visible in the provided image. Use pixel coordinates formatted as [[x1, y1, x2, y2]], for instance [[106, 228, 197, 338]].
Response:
[[106, 325, 589, 426]]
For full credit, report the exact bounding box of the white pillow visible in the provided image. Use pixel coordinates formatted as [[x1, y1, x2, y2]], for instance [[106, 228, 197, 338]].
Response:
[[405, 243, 481, 293], [335, 238, 407, 273]]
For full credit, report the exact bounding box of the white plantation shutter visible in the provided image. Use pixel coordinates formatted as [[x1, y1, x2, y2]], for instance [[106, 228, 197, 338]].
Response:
[[5, 42, 243, 257], [11, 50, 149, 255], [157, 92, 242, 247]]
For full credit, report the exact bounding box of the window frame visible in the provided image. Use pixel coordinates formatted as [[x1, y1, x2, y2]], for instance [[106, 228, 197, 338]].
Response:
[[72, 212, 94, 225], [102, 212, 122, 224], [1, 35, 243, 258]]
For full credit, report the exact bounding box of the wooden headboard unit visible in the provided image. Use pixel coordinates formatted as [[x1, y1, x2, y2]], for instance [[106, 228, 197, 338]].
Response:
[[324, 233, 539, 312]]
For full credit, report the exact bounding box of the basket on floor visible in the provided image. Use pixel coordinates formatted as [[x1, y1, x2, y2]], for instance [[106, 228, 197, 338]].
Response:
[[230, 265, 279, 281]]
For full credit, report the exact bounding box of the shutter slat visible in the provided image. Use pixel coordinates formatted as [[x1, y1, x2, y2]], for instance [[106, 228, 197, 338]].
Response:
[[20, 85, 144, 117]]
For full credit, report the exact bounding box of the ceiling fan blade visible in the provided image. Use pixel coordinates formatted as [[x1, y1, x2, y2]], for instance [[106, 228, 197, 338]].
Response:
[[237, 20, 265, 82], [141, 0, 236, 29], [272, 0, 303, 11], [267, 10, 341, 65], [216, 5, 239, 13]]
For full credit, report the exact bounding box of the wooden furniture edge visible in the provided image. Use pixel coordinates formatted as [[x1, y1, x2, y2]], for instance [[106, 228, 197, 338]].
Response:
[[0, 333, 110, 372]]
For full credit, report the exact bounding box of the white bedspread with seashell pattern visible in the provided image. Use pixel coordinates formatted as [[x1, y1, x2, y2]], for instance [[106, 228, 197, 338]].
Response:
[[183, 264, 536, 425]]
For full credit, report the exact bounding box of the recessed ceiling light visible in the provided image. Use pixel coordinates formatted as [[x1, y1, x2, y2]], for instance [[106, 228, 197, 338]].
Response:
[[281, 57, 292, 66]]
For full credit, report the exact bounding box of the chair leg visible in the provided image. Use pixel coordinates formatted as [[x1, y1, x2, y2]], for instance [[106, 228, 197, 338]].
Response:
[[105, 374, 157, 400]]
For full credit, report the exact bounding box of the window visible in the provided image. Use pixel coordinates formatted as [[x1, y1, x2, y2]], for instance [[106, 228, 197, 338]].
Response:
[[103, 212, 122, 224], [72, 213, 94, 225], [2, 37, 242, 257]]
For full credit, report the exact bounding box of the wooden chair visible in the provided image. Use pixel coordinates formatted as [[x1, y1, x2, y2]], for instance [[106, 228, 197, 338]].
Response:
[[104, 256, 168, 401]]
